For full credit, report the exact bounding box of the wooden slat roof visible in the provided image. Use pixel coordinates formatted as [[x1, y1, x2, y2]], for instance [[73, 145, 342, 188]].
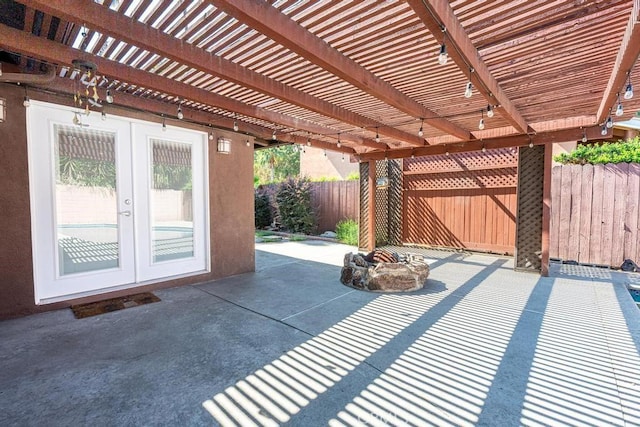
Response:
[[2, 0, 640, 158]]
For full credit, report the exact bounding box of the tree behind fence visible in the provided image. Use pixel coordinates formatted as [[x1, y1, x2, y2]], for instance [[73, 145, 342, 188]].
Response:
[[550, 163, 640, 267]]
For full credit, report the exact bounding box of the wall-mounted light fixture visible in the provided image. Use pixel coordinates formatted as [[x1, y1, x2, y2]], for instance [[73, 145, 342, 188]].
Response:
[[217, 137, 231, 154]]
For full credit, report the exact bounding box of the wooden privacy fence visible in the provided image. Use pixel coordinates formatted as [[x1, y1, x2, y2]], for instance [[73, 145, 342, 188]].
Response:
[[550, 163, 640, 267], [311, 181, 359, 232]]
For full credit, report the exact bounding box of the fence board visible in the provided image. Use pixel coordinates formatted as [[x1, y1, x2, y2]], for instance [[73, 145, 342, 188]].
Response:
[[601, 165, 616, 266], [578, 164, 593, 264], [568, 166, 582, 260], [611, 164, 628, 267], [550, 166, 562, 257], [590, 165, 604, 264], [625, 164, 640, 262], [558, 166, 572, 260]]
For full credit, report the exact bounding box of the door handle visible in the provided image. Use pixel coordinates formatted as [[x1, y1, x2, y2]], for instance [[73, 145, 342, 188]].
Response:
[[118, 210, 132, 217]]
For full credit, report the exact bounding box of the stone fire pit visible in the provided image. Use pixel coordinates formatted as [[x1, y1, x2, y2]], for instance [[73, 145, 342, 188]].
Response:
[[340, 249, 430, 292]]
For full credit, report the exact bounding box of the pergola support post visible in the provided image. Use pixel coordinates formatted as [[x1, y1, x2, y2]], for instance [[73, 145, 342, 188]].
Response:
[[541, 143, 553, 276], [359, 161, 376, 251], [515, 144, 546, 272]]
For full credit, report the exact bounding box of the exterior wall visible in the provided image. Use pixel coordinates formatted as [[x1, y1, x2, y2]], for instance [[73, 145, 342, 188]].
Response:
[[300, 146, 358, 180], [0, 84, 255, 319]]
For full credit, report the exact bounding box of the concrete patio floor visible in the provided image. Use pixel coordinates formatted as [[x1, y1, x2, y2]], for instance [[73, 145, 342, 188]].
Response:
[[1, 240, 639, 426]]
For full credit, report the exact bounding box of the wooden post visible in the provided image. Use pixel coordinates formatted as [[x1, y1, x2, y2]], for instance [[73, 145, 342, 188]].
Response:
[[367, 160, 376, 251], [541, 142, 553, 276]]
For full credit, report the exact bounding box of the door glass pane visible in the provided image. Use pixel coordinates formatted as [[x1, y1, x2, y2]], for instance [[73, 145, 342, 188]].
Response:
[[54, 125, 119, 275], [150, 139, 194, 263]]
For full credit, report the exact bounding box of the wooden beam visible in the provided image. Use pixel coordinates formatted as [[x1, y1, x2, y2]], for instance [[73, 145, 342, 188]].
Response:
[[406, 0, 529, 133], [29, 77, 356, 153], [0, 23, 380, 151], [596, 1, 640, 123], [211, 0, 472, 142], [19, 0, 423, 147], [541, 141, 553, 276], [357, 125, 609, 161]]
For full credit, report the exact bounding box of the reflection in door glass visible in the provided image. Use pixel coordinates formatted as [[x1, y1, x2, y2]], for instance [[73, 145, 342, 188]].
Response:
[[150, 139, 194, 263], [54, 124, 119, 275]]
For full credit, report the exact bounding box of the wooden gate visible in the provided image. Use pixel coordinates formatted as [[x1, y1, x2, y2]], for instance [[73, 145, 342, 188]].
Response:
[[403, 149, 518, 254]]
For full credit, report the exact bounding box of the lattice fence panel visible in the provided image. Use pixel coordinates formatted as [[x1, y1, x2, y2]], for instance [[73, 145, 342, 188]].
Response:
[[405, 168, 517, 190], [388, 159, 403, 246], [515, 145, 545, 271], [375, 160, 389, 246], [404, 148, 518, 174], [359, 161, 370, 249]]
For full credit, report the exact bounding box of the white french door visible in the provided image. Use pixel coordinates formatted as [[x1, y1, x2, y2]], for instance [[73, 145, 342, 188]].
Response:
[[28, 102, 209, 304]]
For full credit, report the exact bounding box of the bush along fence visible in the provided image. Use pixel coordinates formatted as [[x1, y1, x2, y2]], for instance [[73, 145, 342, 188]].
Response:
[[256, 179, 359, 235], [550, 163, 640, 267]]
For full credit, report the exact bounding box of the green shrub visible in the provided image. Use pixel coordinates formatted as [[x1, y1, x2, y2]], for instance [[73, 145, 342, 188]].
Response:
[[346, 171, 360, 181], [254, 189, 272, 228], [336, 219, 359, 246], [274, 177, 316, 234], [554, 137, 640, 165]]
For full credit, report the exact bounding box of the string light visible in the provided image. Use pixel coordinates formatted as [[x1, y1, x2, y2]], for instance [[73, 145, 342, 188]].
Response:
[[438, 29, 448, 65], [616, 94, 624, 117], [581, 129, 587, 143], [23, 86, 30, 107], [337, 133, 341, 148], [233, 120, 239, 132], [606, 114, 613, 128], [464, 81, 473, 98], [272, 130, 277, 140], [482, 144, 486, 153], [101, 111, 107, 121], [478, 109, 485, 130], [418, 119, 424, 137], [486, 104, 494, 118], [105, 89, 114, 104], [177, 104, 184, 120], [246, 140, 251, 147], [624, 72, 634, 100], [306, 135, 311, 146], [601, 125, 608, 136], [375, 127, 380, 143]]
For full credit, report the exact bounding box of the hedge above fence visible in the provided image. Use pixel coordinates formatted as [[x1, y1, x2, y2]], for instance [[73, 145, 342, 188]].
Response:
[[554, 137, 640, 165]]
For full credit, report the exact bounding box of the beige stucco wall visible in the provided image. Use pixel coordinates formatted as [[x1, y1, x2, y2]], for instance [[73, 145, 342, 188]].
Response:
[[0, 83, 255, 319], [300, 146, 358, 180]]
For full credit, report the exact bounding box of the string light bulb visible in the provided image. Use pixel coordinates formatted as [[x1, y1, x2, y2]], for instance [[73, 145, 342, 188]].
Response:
[[438, 30, 448, 65], [177, 105, 184, 120], [529, 141, 534, 148], [601, 125, 608, 136], [486, 104, 494, 118], [105, 89, 113, 104], [101, 111, 107, 121], [615, 96, 624, 117], [624, 73, 633, 100], [306, 136, 311, 146], [478, 109, 485, 130], [272, 130, 277, 140], [581, 129, 587, 143], [233, 120, 239, 132], [23, 95, 30, 108], [375, 127, 380, 143], [482, 144, 486, 153], [418, 119, 424, 137], [464, 81, 473, 98], [606, 115, 613, 128], [246, 140, 251, 147]]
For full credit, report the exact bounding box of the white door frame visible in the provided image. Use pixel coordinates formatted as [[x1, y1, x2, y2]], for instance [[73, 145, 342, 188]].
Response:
[[27, 101, 209, 304]]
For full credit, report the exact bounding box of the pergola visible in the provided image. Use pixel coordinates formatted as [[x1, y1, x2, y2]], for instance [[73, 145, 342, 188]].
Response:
[[2, 0, 640, 274]]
